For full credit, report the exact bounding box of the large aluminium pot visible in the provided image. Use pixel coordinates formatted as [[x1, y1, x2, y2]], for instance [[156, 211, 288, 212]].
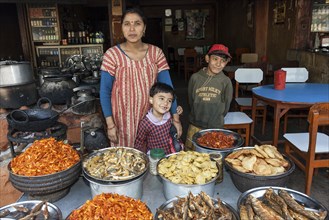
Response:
[[38, 74, 76, 105], [0, 60, 38, 108]]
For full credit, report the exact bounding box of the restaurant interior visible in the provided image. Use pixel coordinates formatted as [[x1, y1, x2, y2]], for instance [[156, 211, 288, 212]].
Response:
[[0, 0, 328, 219]]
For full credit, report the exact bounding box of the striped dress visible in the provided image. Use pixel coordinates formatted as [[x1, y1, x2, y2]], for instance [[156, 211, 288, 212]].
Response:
[[100, 44, 169, 147]]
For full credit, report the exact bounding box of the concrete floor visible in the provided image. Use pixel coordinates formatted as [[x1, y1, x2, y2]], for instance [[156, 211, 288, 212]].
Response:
[[171, 72, 329, 210]]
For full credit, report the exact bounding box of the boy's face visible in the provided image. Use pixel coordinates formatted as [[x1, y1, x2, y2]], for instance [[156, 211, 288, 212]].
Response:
[[149, 92, 173, 118], [205, 54, 229, 75]]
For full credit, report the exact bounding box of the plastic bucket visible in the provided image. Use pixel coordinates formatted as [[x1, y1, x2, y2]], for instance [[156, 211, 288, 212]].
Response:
[[274, 69, 286, 90]]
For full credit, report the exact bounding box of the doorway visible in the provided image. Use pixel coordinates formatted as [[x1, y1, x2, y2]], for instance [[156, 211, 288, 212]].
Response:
[[143, 18, 163, 48]]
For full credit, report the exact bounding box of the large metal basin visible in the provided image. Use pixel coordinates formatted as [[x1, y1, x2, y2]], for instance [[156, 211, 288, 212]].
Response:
[[84, 171, 147, 199]]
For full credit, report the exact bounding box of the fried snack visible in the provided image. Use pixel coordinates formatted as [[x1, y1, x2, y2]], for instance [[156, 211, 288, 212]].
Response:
[[242, 189, 327, 220], [278, 190, 327, 220], [157, 191, 234, 220], [158, 151, 218, 184], [68, 193, 152, 220], [197, 131, 235, 149], [225, 145, 289, 176], [10, 138, 80, 176]]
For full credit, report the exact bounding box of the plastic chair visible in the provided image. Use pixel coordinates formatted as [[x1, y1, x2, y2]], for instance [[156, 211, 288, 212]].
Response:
[[234, 68, 267, 134], [183, 48, 198, 82], [224, 112, 253, 146], [284, 102, 329, 195], [241, 53, 258, 64], [282, 67, 309, 133]]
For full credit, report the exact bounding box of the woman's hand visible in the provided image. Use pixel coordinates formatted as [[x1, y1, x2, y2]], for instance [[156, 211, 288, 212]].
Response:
[[172, 114, 182, 138], [106, 116, 118, 144], [176, 105, 183, 115]]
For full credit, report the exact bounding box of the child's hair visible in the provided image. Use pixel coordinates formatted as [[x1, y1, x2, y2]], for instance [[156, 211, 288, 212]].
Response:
[[150, 82, 175, 99]]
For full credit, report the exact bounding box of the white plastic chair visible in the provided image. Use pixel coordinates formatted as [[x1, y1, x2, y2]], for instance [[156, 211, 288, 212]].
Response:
[[281, 67, 309, 82], [224, 112, 253, 146], [234, 68, 267, 134], [241, 53, 258, 63], [281, 67, 309, 133]]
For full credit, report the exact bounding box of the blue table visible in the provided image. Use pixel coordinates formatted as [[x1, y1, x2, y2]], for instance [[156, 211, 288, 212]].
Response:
[[251, 83, 329, 146]]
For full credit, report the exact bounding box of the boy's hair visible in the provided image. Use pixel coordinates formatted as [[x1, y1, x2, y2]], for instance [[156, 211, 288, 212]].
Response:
[[150, 82, 175, 99]]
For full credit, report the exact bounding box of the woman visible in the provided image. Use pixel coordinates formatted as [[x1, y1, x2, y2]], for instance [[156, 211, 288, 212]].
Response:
[[100, 8, 182, 147]]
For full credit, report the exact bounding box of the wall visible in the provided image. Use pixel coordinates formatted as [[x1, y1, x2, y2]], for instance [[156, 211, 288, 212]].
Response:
[[217, 0, 254, 60], [139, 0, 218, 58], [0, 4, 23, 60]]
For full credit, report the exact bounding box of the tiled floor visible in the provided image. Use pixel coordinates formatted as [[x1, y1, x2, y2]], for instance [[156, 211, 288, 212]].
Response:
[[171, 71, 329, 209]]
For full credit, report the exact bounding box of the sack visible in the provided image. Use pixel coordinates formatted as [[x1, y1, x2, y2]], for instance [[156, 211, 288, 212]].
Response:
[[169, 125, 184, 153]]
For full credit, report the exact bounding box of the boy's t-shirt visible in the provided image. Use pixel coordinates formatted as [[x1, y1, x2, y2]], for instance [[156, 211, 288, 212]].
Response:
[[188, 68, 233, 129], [134, 109, 172, 154]]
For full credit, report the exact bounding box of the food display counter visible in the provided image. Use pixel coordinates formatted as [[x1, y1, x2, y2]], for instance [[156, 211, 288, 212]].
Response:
[[18, 169, 241, 218]]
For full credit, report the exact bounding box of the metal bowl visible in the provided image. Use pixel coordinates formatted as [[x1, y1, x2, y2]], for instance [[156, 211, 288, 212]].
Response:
[[0, 200, 62, 219], [154, 196, 239, 220], [224, 147, 295, 193], [157, 152, 221, 200], [82, 147, 149, 183], [237, 186, 328, 219], [192, 129, 244, 158]]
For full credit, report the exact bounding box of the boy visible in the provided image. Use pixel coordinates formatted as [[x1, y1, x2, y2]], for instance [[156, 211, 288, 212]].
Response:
[[135, 82, 182, 154], [185, 44, 233, 150]]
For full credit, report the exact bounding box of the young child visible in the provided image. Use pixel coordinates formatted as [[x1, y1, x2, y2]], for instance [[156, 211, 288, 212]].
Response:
[[135, 82, 183, 154], [185, 44, 233, 150]]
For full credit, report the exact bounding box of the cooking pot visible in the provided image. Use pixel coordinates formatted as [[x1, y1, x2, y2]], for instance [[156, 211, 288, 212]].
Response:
[[7, 97, 90, 132], [0, 60, 37, 108], [38, 67, 61, 86], [38, 74, 76, 105], [6, 97, 59, 132], [71, 86, 96, 115], [83, 127, 109, 152]]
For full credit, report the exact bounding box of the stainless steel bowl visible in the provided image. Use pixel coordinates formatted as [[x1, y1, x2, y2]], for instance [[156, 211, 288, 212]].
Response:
[[237, 186, 328, 219], [84, 171, 147, 200], [192, 129, 244, 158], [157, 152, 220, 200], [0, 200, 62, 219], [154, 196, 239, 220], [82, 147, 149, 182]]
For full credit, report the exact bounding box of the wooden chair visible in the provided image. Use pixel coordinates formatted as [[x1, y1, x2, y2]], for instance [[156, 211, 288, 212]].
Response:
[[235, 48, 250, 65], [183, 48, 198, 82], [234, 68, 267, 134], [282, 67, 309, 133], [241, 53, 258, 64], [224, 112, 253, 146], [284, 102, 329, 195]]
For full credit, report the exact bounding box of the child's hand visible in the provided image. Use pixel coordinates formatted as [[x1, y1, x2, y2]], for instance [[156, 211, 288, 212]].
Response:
[[176, 106, 183, 115]]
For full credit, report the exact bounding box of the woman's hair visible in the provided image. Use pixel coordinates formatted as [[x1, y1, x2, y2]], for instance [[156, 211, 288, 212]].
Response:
[[121, 7, 147, 26], [150, 82, 175, 99]]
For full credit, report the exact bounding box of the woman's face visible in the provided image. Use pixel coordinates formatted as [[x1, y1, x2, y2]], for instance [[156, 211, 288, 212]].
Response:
[[122, 12, 146, 43]]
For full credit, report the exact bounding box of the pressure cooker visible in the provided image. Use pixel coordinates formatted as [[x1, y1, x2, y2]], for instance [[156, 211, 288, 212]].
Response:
[[0, 60, 38, 109]]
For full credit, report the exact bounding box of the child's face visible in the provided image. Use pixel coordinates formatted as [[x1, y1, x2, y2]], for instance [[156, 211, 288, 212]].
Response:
[[205, 54, 229, 75], [150, 92, 173, 118]]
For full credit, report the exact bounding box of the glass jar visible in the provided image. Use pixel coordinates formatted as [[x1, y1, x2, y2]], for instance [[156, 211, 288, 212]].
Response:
[[149, 148, 165, 175]]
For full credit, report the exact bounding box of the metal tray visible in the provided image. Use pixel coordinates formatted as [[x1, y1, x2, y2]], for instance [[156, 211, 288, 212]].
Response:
[[82, 147, 149, 182], [237, 186, 328, 219], [154, 196, 239, 220], [192, 129, 244, 151], [0, 200, 62, 219]]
